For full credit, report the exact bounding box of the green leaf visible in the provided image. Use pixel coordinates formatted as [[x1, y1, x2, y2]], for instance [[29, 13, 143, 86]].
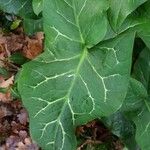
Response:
[[18, 0, 135, 149], [102, 112, 137, 150], [0, 0, 43, 34], [135, 1, 150, 49], [0, 87, 8, 93], [128, 47, 150, 150], [9, 52, 28, 65], [138, 22, 150, 49], [132, 101, 150, 150], [18, 32, 135, 150], [43, 0, 109, 48], [32, 0, 43, 16], [108, 0, 148, 31], [23, 17, 43, 35], [10, 19, 21, 30], [122, 78, 150, 149], [0, 0, 33, 17], [0, 67, 9, 78], [133, 48, 150, 92], [121, 78, 147, 112], [11, 84, 21, 99], [104, 1, 149, 40]]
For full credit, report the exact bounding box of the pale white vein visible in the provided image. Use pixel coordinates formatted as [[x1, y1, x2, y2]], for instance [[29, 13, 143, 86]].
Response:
[[79, 75, 95, 114], [78, 0, 88, 17], [56, 10, 77, 27], [101, 47, 120, 65], [46, 141, 54, 146], [40, 54, 80, 64], [63, 0, 73, 8], [59, 121, 66, 150], [87, 58, 108, 102], [18, 0, 29, 12], [4, 0, 13, 6], [68, 99, 75, 125], [40, 120, 57, 139], [33, 97, 65, 118], [140, 122, 150, 137], [33, 70, 74, 89], [50, 26, 80, 43]]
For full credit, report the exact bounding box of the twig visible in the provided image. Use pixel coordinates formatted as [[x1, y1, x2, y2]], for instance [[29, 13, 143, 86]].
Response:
[[77, 139, 102, 150], [0, 59, 19, 71]]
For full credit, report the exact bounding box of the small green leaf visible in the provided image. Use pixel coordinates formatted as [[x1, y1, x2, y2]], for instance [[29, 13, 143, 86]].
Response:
[[0, 87, 8, 93], [23, 17, 43, 35], [10, 19, 21, 30], [9, 52, 28, 65], [0, 67, 9, 78], [11, 84, 21, 99]]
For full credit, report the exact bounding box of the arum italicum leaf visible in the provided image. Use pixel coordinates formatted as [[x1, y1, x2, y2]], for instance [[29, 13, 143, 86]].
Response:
[[133, 48, 150, 90], [18, 0, 135, 149], [132, 48, 150, 150], [137, 1, 150, 49], [108, 0, 148, 31], [133, 102, 150, 150], [122, 48, 150, 149], [124, 87, 150, 150]]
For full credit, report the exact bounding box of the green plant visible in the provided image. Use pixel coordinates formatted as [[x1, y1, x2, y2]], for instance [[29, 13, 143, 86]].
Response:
[[0, 0, 42, 34], [1, 0, 150, 150]]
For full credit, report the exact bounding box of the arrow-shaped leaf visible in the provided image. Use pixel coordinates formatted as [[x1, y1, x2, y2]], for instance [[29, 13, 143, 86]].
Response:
[[18, 0, 135, 149]]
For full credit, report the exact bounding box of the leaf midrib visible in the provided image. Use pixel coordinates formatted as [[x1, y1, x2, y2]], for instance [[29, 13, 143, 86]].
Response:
[[57, 47, 87, 119], [46, 1, 89, 147], [52, 47, 87, 149], [67, 47, 87, 98]]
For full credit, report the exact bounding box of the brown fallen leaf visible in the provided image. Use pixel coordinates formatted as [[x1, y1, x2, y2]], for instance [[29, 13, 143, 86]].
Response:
[[17, 108, 28, 125], [1, 29, 44, 61], [0, 76, 14, 88], [0, 76, 14, 102], [17, 141, 26, 150], [23, 32, 44, 59], [0, 34, 6, 53], [5, 32, 24, 53], [0, 105, 12, 119], [0, 52, 5, 67], [76, 126, 85, 136], [19, 130, 28, 140]]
